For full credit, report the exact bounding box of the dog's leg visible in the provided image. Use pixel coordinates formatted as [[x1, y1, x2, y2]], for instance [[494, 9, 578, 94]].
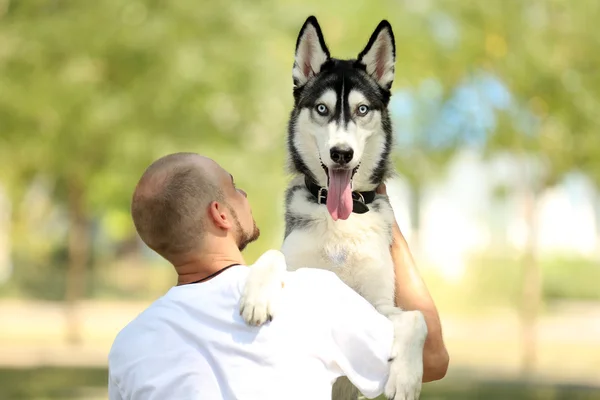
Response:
[[238, 249, 287, 326], [353, 254, 427, 400], [384, 311, 427, 400], [352, 253, 397, 315]]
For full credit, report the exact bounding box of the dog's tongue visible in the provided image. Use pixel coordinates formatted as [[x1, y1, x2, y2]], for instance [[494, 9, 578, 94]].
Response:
[[326, 169, 353, 221]]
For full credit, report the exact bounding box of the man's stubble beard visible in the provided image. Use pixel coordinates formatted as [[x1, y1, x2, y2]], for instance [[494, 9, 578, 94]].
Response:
[[228, 205, 260, 252]]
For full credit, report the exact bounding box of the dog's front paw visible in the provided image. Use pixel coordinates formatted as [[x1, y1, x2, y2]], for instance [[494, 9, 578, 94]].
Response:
[[384, 357, 422, 400], [239, 249, 287, 327], [384, 311, 427, 400]]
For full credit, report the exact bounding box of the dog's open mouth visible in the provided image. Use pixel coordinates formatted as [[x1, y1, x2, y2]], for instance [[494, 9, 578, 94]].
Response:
[[320, 161, 359, 221]]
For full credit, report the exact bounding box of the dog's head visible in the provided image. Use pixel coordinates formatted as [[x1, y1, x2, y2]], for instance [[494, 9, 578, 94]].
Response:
[[287, 16, 396, 220]]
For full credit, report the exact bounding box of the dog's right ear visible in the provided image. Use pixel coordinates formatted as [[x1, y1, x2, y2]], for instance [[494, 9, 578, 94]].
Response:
[[292, 16, 330, 87]]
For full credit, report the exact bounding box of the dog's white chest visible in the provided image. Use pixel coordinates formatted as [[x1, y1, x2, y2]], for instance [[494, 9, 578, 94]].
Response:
[[324, 244, 349, 267]]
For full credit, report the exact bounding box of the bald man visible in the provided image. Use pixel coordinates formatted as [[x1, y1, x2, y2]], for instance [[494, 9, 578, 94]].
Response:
[[107, 152, 448, 400]]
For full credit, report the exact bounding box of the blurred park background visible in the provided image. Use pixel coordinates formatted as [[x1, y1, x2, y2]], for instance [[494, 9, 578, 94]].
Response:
[[1, 0, 599, 399]]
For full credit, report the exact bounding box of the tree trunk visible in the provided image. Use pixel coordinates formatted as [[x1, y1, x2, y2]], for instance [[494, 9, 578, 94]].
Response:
[[64, 180, 90, 345], [519, 185, 541, 377], [0, 186, 11, 284], [408, 180, 422, 255], [594, 188, 600, 258]]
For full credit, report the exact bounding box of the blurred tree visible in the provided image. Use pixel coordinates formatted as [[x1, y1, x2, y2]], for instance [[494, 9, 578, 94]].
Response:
[[436, 0, 600, 374], [0, 0, 598, 356], [341, 0, 600, 374], [0, 0, 286, 343]]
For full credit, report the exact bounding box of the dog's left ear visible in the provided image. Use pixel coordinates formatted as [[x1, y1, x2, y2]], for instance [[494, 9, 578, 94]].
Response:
[[357, 20, 396, 90]]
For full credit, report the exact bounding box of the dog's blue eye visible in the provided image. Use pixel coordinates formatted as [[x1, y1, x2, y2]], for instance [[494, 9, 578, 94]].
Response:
[[315, 104, 329, 116], [357, 105, 369, 116]]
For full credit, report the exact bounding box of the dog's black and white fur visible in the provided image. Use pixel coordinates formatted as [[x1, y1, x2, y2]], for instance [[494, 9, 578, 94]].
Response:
[[239, 16, 428, 400]]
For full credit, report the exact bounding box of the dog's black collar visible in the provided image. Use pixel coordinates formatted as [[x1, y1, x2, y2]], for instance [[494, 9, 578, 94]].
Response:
[[304, 175, 376, 214]]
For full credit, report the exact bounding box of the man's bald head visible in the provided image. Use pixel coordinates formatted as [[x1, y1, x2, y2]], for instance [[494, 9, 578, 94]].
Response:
[[131, 152, 230, 261]]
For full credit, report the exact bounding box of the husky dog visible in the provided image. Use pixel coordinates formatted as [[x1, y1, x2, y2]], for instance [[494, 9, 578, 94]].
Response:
[[240, 16, 427, 400]]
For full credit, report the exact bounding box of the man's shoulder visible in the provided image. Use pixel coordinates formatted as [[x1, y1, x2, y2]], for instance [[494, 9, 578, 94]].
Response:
[[108, 296, 173, 360], [286, 267, 342, 284], [283, 268, 352, 297], [283, 267, 389, 322]]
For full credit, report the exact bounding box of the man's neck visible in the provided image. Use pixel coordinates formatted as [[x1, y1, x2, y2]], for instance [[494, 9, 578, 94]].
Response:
[[174, 251, 246, 285]]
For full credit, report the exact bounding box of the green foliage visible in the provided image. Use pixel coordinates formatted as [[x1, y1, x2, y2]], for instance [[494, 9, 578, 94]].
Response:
[[462, 252, 600, 310], [0, 1, 599, 301], [460, 253, 525, 310], [0, 0, 294, 296], [543, 256, 600, 301], [0, 0, 277, 206]]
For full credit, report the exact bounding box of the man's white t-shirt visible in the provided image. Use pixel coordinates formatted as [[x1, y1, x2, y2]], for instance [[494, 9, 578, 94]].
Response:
[[108, 265, 394, 400]]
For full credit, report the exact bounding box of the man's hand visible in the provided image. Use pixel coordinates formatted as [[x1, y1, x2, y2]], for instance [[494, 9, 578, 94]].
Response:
[[377, 183, 450, 382]]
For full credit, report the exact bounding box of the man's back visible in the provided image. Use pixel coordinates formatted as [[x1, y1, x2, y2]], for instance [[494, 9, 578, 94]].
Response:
[[108, 265, 393, 400]]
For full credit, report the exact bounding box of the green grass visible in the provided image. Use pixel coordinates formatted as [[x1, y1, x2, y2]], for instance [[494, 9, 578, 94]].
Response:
[[1, 367, 599, 400], [417, 378, 600, 400], [0, 367, 107, 400]]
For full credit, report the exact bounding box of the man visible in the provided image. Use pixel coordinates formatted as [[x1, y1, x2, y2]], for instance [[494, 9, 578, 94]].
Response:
[[108, 152, 448, 399]]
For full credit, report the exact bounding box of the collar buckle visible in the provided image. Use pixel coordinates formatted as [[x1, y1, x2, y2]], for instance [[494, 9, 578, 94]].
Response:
[[317, 187, 327, 204], [353, 191, 365, 204]]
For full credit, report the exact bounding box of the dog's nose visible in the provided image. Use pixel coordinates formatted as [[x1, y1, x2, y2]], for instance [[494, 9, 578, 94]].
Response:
[[330, 146, 354, 165]]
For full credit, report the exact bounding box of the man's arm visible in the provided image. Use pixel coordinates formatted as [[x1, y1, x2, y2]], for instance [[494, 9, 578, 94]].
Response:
[[312, 269, 395, 399], [391, 223, 449, 381], [378, 184, 450, 382], [313, 268, 427, 400]]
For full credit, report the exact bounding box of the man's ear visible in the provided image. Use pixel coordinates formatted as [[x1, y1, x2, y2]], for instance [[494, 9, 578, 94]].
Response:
[[356, 20, 396, 90], [292, 16, 330, 87], [208, 201, 232, 231]]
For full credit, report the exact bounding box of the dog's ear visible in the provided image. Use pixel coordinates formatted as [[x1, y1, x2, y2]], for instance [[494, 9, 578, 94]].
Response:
[[357, 20, 396, 90], [293, 16, 330, 87]]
